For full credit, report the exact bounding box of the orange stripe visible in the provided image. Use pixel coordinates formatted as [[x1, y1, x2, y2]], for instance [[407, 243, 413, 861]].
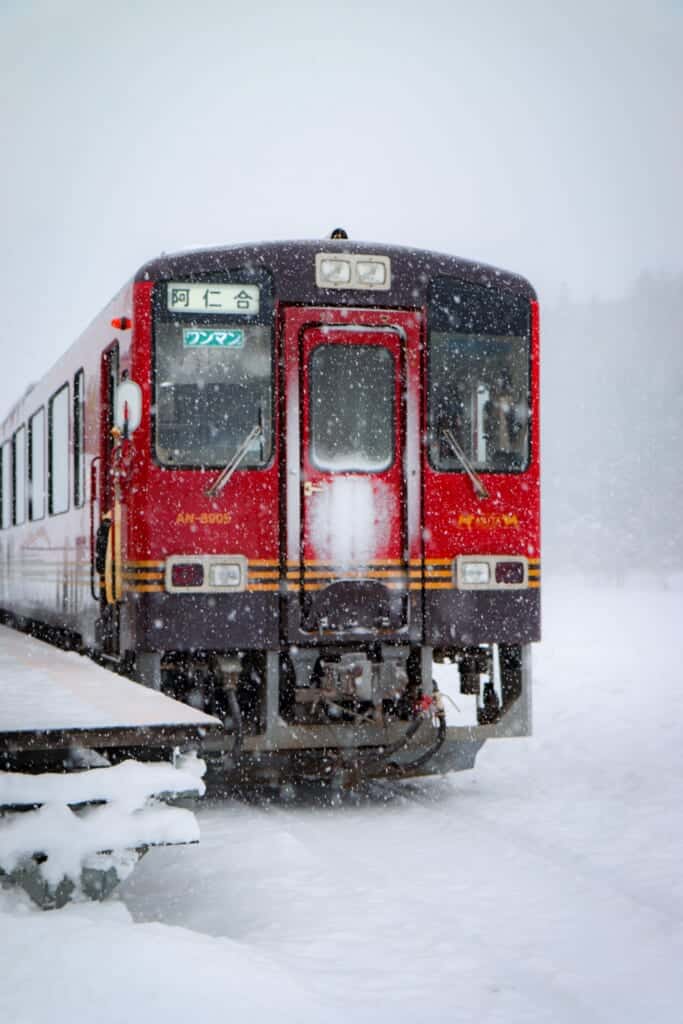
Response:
[[301, 561, 405, 569]]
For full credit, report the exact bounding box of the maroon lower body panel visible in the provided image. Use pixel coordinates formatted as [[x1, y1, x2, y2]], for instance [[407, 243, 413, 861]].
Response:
[[125, 593, 279, 651], [424, 590, 540, 646]]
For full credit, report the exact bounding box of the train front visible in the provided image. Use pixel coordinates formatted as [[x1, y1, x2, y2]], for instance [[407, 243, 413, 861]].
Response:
[[112, 241, 539, 782]]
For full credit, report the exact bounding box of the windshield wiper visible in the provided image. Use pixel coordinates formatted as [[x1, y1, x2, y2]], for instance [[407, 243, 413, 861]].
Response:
[[441, 427, 489, 500], [205, 419, 263, 499]]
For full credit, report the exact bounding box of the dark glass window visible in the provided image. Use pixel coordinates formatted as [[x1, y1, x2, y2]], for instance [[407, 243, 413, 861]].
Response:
[[309, 345, 394, 472], [154, 321, 273, 468], [48, 384, 70, 515], [73, 369, 85, 507], [29, 408, 45, 521], [1, 441, 11, 529], [12, 425, 26, 525], [428, 280, 531, 473]]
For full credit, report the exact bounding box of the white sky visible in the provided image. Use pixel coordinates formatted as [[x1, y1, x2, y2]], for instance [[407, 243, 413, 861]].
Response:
[[1, 0, 681, 416]]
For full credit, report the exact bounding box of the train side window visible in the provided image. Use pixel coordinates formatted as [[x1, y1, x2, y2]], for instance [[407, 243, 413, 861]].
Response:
[[73, 369, 85, 507], [12, 425, 26, 526], [48, 384, 70, 515], [29, 407, 46, 521], [0, 441, 11, 529]]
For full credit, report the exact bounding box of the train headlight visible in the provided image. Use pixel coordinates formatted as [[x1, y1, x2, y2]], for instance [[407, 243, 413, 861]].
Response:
[[209, 562, 242, 588], [356, 260, 387, 286], [317, 257, 352, 285], [460, 561, 491, 586]]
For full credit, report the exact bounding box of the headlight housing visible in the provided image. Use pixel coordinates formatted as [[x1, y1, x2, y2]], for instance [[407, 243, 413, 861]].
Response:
[[315, 253, 391, 290], [166, 555, 247, 593], [455, 556, 528, 589]]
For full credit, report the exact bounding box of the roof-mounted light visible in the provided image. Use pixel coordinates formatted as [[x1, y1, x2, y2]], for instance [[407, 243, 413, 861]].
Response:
[[356, 260, 387, 286], [315, 253, 391, 291], [318, 257, 352, 285]]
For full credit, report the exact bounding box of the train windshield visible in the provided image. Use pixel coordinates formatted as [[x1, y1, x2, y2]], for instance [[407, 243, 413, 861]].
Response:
[[154, 321, 272, 468], [428, 280, 531, 473], [309, 344, 394, 472]]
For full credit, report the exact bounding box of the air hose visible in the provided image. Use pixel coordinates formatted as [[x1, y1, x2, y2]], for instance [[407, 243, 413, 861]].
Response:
[[370, 688, 448, 775], [226, 686, 244, 767], [213, 656, 244, 769], [387, 699, 447, 774]]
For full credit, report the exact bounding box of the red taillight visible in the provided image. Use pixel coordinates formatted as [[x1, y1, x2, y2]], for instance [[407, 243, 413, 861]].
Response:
[[171, 562, 204, 587], [495, 561, 525, 584]]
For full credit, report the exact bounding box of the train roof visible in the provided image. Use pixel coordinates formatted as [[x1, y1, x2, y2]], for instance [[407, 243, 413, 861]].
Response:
[[135, 238, 537, 303]]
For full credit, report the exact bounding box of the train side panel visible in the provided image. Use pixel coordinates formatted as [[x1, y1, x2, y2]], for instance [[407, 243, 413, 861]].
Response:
[[0, 285, 133, 645]]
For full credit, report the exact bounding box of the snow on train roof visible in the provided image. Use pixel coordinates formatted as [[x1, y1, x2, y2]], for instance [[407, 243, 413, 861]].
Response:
[[0, 625, 220, 736]]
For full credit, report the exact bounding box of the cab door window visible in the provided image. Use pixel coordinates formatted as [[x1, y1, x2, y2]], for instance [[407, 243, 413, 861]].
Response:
[[309, 344, 394, 472]]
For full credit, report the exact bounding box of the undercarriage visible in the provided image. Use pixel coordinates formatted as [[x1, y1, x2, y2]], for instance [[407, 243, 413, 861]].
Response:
[[150, 641, 531, 785]]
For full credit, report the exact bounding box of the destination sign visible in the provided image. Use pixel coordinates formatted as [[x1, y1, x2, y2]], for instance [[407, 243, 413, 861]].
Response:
[[167, 282, 260, 315], [182, 329, 244, 348]]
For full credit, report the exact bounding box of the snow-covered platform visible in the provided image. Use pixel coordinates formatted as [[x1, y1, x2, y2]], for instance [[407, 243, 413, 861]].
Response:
[[0, 625, 222, 753]]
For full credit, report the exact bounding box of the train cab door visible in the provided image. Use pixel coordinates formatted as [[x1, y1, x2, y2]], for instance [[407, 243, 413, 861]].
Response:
[[293, 318, 412, 637], [93, 342, 121, 655]]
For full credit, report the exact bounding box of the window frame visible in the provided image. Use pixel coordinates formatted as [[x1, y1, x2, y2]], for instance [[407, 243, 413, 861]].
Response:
[[308, 342, 396, 474], [48, 382, 70, 516], [28, 406, 46, 522], [0, 440, 11, 530], [427, 277, 532, 476], [73, 368, 86, 508], [12, 424, 26, 526], [151, 270, 275, 472]]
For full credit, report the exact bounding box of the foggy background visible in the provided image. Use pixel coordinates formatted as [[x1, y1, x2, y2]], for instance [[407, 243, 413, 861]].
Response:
[[1, 0, 681, 574]]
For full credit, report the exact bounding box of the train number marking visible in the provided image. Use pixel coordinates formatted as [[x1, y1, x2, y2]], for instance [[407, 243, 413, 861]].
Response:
[[175, 511, 232, 525]]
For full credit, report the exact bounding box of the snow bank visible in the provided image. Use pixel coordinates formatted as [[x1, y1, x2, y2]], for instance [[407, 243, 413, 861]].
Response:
[[0, 756, 205, 809], [1, 580, 682, 1021], [0, 887, 318, 1024], [0, 757, 206, 906], [0, 800, 200, 888]]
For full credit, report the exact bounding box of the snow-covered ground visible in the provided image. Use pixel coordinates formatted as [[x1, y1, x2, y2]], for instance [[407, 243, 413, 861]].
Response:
[[2, 576, 682, 1023]]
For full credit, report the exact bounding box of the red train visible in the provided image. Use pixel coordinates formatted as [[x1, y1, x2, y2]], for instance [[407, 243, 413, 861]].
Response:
[[0, 235, 540, 782]]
